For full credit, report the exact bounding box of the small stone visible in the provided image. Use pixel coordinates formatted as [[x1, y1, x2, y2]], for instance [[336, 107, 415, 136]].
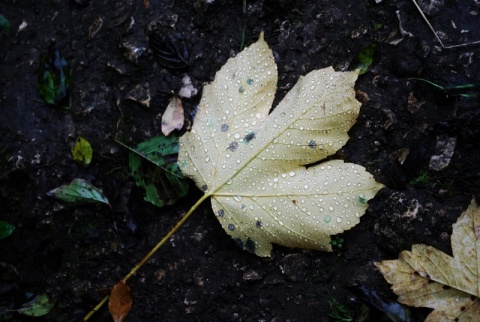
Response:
[[281, 254, 309, 282], [429, 135, 456, 171], [122, 36, 147, 64], [88, 17, 103, 39], [125, 82, 151, 107], [243, 269, 264, 282], [178, 76, 198, 98], [417, 0, 445, 15], [383, 109, 397, 129], [154, 269, 166, 282]]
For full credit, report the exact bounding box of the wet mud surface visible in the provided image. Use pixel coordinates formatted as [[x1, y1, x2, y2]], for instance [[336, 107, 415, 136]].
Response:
[[1, 0, 480, 321]]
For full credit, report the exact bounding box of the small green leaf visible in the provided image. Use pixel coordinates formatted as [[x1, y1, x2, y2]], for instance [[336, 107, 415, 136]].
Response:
[[0, 221, 15, 239], [0, 14, 10, 35], [18, 293, 54, 317], [72, 136, 93, 167], [352, 44, 377, 75], [37, 44, 70, 108], [116, 135, 189, 208], [47, 178, 110, 207]]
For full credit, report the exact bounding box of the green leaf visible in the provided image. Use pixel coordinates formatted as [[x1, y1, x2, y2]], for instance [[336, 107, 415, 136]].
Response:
[[178, 33, 383, 257], [409, 77, 480, 98], [116, 135, 189, 207], [46, 178, 110, 207], [129, 136, 189, 207], [37, 44, 70, 108], [351, 44, 377, 75], [0, 14, 10, 35], [0, 221, 15, 239], [18, 293, 54, 317], [72, 136, 93, 167]]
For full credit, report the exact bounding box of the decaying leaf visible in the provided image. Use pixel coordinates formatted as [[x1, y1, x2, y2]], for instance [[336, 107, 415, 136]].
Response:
[[18, 293, 54, 317], [148, 26, 190, 70], [178, 33, 383, 257], [161, 95, 185, 136], [0, 14, 10, 35], [47, 178, 110, 207], [375, 198, 480, 322], [109, 280, 132, 322], [345, 284, 412, 322], [0, 221, 15, 239], [72, 136, 93, 167], [37, 43, 70, 108]]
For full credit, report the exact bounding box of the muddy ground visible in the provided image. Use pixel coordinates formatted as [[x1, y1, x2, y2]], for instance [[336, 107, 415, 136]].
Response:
[[1, 0, 480, 321]]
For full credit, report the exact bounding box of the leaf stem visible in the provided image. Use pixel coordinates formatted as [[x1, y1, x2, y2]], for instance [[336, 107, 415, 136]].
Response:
[[83, 193, 210, 321], [83, 296, 108, 321], [123, 194, 209, 281]]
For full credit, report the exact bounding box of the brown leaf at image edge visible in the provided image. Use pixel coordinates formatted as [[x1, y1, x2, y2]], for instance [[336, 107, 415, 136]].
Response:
[[375, 198, 480, 322]]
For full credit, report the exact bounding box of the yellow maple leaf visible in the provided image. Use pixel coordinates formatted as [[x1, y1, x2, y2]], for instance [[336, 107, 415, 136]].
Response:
[[375, 198, 480, 322], [177, 33, 383, 257]]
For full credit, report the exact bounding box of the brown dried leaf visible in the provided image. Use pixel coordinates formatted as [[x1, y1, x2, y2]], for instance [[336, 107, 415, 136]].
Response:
[[375, 198, 480, 322], [161, 95, 185, 136], [108, 280, 132, 322]]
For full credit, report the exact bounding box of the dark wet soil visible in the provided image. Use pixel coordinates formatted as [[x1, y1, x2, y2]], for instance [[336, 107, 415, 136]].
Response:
[[1, 0, 480, 321]]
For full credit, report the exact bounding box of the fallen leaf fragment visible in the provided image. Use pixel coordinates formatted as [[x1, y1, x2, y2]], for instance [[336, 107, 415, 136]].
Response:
[[178, 75, 198, 98], [350, 44, 377, 75], [47, 178, 110, 207], [72, 136, 93, 167], [37, 44, 70, 108], [345, 284, 412, 322], [116, 135, 189, 207], [178, 33, 383, 257], [18, 293, 54, 317], [161, 95, 185, 136], [109, 280, 133, 322], [375, 198, 480, 322], [0, 221, 15, 239], [0, 14, 10, 35], [149, 27, 190, 70], [17, 20, 28, 33]]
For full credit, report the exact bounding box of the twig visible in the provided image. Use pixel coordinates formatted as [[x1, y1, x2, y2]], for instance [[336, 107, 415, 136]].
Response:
[[240, 0, 247, 51], [412, 0, 480, 49]]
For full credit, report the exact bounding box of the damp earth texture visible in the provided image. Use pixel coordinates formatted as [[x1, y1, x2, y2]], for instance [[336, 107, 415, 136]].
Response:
[[1, 1, 480, 321]]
